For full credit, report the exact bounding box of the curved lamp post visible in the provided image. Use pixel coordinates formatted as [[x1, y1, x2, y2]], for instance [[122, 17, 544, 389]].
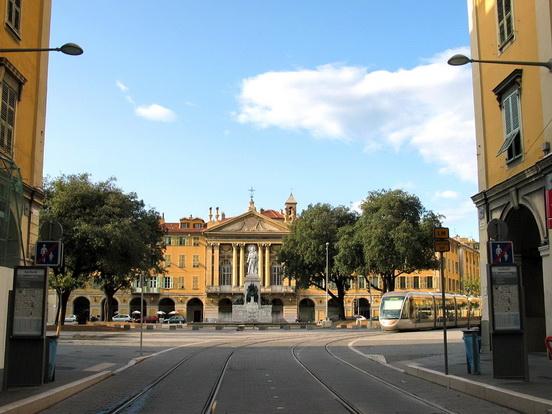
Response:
[[447, 53, 552, 72], [0, 42, 84, 55]]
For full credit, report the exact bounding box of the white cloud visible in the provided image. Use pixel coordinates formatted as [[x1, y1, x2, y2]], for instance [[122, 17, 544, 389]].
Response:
[[135, 104, 177, 122], [116, 80, 129, 92], [236, 48, 476, 183], [435, 190, 459, 199]]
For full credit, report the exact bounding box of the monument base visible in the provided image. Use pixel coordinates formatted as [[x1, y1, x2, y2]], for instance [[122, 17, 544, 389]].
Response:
[[232, 300, 272, 323]]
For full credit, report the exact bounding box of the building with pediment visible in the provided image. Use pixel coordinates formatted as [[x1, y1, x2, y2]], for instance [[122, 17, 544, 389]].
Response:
[[54, 195, 375, 324], [53, 194, 480, 325]]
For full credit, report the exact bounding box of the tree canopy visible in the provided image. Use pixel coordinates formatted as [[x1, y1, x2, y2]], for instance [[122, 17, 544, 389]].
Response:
[[41, 174, 165, 323], [355, 189, 442, 293], [278, 203, 359, 319]]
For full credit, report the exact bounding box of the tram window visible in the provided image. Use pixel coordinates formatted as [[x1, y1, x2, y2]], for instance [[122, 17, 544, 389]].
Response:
[[380, 297, 404, 319], [412, 297, 433, 321]]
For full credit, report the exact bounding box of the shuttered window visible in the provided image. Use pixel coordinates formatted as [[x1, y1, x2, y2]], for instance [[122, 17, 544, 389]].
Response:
[[497, 0, 514, 46]]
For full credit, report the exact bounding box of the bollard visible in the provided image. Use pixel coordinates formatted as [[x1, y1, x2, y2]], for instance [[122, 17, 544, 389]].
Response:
[[462, 329, 481, 374]]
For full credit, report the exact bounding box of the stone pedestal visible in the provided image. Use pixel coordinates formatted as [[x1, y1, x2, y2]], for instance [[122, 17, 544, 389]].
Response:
[[232, 273, 272, 323]]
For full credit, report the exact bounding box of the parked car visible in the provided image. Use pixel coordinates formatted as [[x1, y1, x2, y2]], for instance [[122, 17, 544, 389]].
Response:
[[136, 315, 159, 323], [64, 314, 77, 323], [163, 315, 186, 324], [112, 314, 132, 322]]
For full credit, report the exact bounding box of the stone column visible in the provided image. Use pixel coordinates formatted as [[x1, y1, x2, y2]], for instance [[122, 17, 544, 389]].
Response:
[[232, 243, 238, 287], [257, 244, 263, 282], [239, 244, 245, 286], [264, 244, 271, 287], [206, 243, 214, 285], [213, 243, 220, 286]]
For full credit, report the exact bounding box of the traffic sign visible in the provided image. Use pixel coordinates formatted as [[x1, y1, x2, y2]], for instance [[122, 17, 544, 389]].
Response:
[[434, 227, 449, 239], [490, 241, 514, 264], [35, 241, 63, 266], [434, 240, 451, 252]]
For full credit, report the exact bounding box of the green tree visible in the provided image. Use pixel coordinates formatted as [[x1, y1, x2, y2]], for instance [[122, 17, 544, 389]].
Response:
[[278, 203, 359, 320], [355, 189, 442, 293], [41, 174, 165, 324]]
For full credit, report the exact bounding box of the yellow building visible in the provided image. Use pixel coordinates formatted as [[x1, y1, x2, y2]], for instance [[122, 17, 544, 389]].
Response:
[[61, 196, 379, 323], [392, 237, 480, 295], [0, 0, 53, 368], [467, 0, 552, 349], [61, 195, 479, 325]]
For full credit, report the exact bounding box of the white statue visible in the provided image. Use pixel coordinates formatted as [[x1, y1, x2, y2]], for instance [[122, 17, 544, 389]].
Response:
[[246, 245, 258, 276]]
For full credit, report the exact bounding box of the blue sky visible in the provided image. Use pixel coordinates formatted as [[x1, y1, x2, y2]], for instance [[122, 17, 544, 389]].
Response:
[[45, 1, 478, 239]]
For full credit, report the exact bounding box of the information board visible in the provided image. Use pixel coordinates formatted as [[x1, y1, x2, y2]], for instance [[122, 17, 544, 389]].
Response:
[[12, 267, 47, 337], [490, 265, 521, 332]]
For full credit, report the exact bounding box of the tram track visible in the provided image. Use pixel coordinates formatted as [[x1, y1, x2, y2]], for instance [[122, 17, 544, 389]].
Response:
[[101, 333, 309, 414]]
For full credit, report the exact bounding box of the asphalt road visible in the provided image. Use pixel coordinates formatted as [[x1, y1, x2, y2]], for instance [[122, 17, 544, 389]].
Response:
[[39, 329, 519, 414]]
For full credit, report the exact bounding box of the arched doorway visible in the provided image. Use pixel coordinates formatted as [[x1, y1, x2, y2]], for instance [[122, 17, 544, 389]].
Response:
[[356, 298, 371, 318], [328, 298, 339, 321], [506, 205, 546, 351], [187, 298, 204, 322], [159, 298, 175, 319], [130, 297, 147, 320], [73, 296, 90, 322], [271, 298, 284, 322], [298, 299, 315, 322], [218, 298, 232, 322]]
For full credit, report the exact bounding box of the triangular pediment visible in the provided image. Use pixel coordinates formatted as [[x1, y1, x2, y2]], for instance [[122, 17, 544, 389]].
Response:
[[206, 211, 289, 235]]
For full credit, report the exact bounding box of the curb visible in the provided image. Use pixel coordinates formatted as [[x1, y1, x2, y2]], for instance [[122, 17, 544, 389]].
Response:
[[0, 371, 112, 414], [404, 364, 552, 414]]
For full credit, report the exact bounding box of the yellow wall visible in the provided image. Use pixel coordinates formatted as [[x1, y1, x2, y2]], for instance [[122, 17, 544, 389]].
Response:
[[471, 0, 548, 189]]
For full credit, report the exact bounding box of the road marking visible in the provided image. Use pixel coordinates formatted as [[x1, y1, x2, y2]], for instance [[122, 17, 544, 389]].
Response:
[[84, 362, 116, 372]]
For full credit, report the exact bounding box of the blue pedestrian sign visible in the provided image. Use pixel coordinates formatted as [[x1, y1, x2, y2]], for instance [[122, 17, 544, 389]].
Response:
[[35, 241, 63, 266], [490, 241, 514, 264]]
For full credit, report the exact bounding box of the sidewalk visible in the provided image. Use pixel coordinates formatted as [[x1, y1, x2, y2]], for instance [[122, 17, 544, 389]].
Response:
[[0, 326, 550, 414], [354, 328, 552, 414]]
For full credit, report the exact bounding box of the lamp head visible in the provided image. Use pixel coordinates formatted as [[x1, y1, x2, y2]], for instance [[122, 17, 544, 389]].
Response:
[[447, 54, 472, 66], [59, 43, 84, 55]]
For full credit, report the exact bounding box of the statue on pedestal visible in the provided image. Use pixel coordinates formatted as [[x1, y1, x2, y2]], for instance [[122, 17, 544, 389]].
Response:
[[247, 244, 258, 276]]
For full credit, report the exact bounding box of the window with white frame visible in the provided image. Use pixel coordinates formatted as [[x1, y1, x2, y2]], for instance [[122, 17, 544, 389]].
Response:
[[165, 236, 172, 245], [270, 261, 282, 285], [180, 222, 189, 228], [179, 237, 188, 246], [494, 70, 523, 162], [178, 254, 185, 268], [163, 276, 173, 289], [178, 276, 184, 289], [148, 276, 158, 289], [164, 254, 171, 267], [497, 0, 514, 47], [193, 236, 200, 246], [220, 260, 231, 285], [192, 275, 199, 289], [358, 277, 365, 289], [192, 254, 200, 268]]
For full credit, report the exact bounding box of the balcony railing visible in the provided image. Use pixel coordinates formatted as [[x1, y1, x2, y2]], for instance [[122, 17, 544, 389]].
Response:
[[205, 285, 295, 294], [133, 286, 160, 294]]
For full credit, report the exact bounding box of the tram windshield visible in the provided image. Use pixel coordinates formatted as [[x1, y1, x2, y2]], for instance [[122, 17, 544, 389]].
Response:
[[380, 296, 404, 319]]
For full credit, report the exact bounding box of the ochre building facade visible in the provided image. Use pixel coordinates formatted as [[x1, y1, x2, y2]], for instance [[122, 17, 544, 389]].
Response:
[[57, 196, 480, 324]]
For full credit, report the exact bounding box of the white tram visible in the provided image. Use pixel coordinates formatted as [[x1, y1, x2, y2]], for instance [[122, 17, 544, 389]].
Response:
[[379, 291, 481, 331]]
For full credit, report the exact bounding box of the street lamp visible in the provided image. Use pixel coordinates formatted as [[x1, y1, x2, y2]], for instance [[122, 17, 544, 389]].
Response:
[[0, 42, 84, 55], [447, 53, 552, 72], [325, 242, 329, 321]]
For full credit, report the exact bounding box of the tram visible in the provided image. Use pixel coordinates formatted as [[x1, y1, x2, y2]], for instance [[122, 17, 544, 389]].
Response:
[[379, 290, 481, 331]]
